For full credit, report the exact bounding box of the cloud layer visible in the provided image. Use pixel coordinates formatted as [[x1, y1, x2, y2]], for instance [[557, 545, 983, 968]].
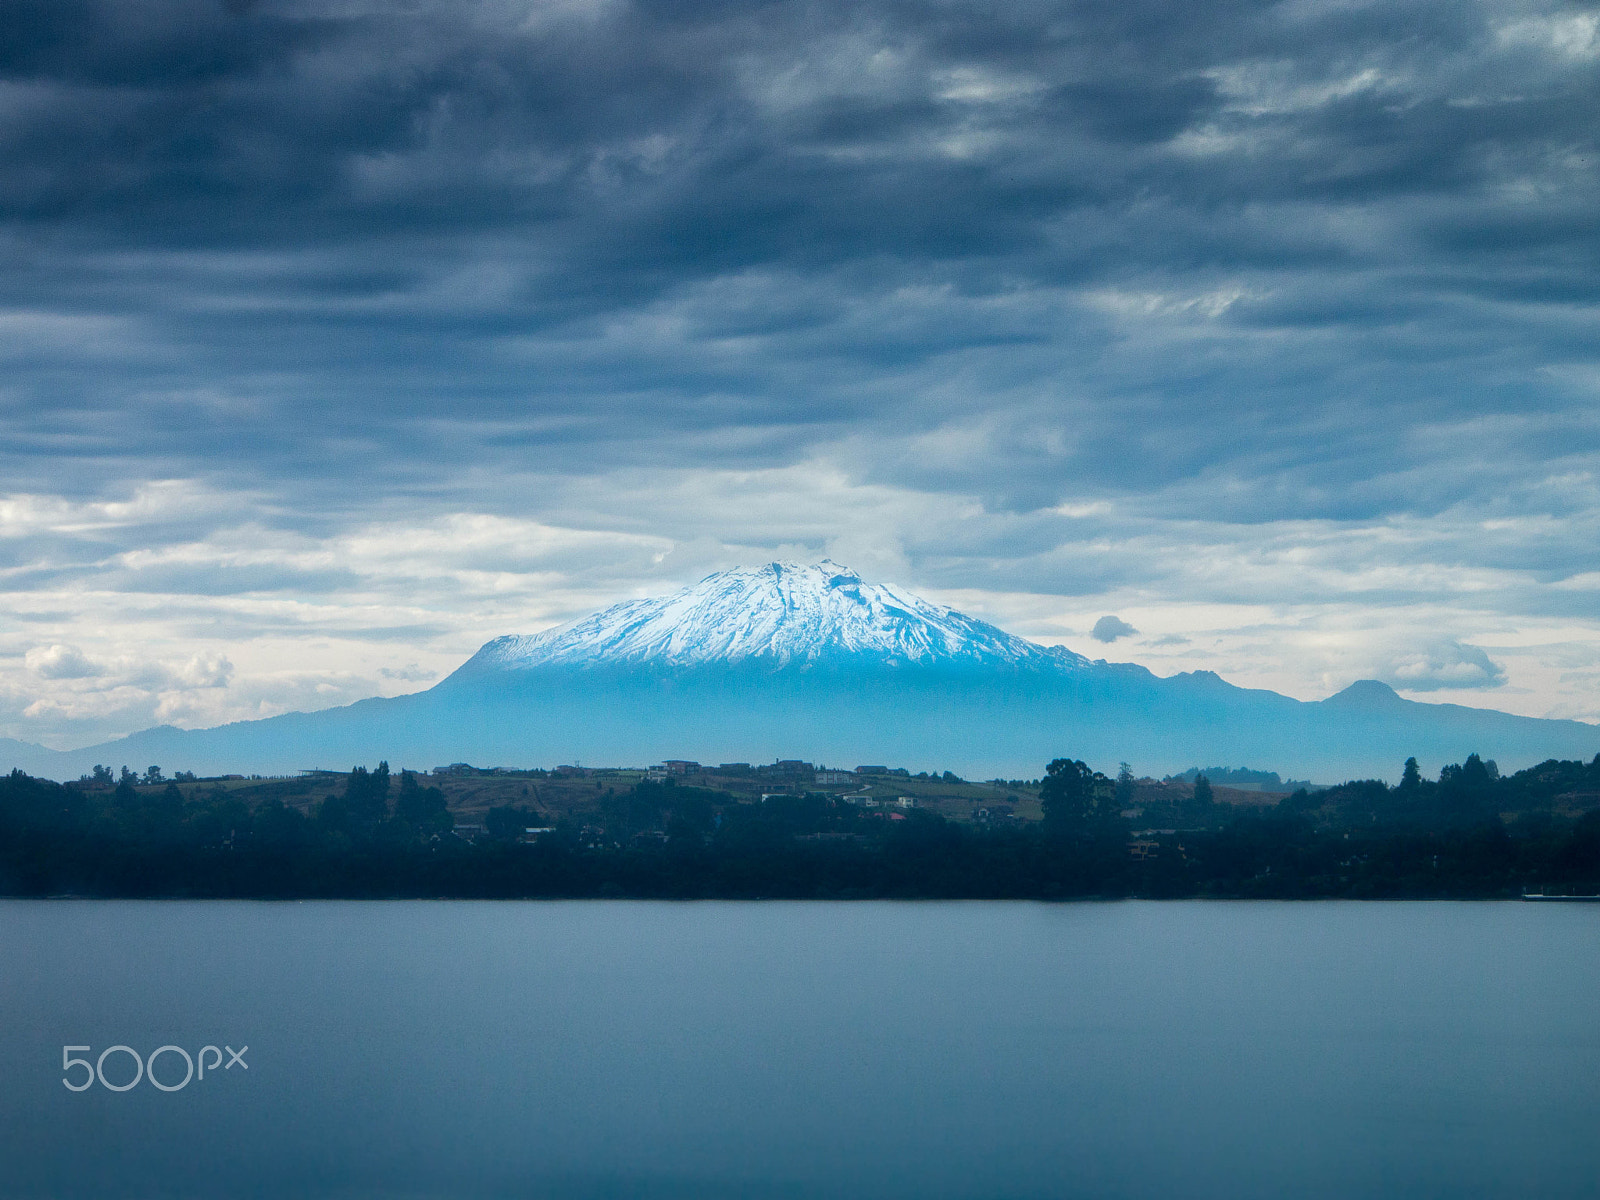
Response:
[[0, 0, 1598, 746]]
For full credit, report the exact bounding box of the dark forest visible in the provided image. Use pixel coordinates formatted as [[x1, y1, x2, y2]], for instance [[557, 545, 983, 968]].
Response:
[[2, 752, 1598, 900]]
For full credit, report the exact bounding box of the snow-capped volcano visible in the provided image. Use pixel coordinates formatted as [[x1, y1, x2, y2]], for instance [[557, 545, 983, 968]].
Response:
[[464, 560, 1089, 671], [7, 565, 1597, 784]]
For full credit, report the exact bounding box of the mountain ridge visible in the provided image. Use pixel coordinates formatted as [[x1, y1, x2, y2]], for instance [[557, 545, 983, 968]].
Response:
[[1, 563, 1595, 781]]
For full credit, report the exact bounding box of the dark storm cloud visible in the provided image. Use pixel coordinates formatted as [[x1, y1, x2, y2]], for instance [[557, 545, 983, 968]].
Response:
[[1091, 615, 1138, 643], [0, 0, 1597, 556]]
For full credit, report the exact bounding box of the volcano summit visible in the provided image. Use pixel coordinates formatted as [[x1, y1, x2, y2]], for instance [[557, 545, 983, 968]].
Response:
[[3, 562, 1597, 781], [461, 561, 1087, 672]]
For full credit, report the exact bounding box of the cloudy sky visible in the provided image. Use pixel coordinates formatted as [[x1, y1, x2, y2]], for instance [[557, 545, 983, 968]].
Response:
[[3, 0, 1599, 748]]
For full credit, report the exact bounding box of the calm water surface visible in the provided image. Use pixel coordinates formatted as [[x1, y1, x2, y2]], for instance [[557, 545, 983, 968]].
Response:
[[1, 900, 1597, 1199]]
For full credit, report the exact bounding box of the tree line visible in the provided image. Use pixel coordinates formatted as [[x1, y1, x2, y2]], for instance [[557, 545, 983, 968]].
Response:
[[0, 751, 1596, 899]]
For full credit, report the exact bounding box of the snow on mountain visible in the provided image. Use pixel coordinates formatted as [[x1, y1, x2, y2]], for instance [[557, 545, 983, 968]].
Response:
[[466, 560, 1090, 672]]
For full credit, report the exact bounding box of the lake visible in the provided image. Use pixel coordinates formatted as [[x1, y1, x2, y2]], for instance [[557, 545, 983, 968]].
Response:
[[1, 900, 1597, 1199]]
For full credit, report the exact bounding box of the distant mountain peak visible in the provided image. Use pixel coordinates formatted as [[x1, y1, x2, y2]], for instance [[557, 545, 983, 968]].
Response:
[[461, 560, 1089, 672], [1323, 679, 1406, 707]]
